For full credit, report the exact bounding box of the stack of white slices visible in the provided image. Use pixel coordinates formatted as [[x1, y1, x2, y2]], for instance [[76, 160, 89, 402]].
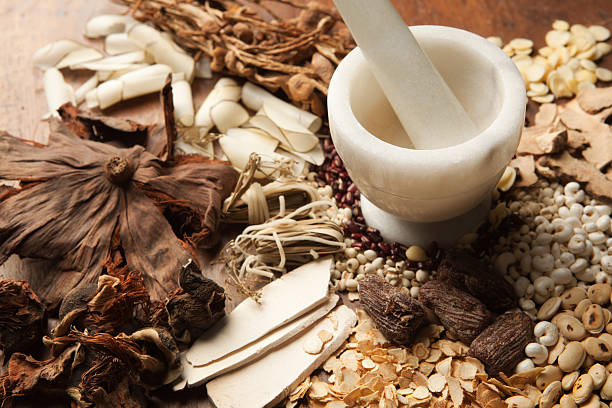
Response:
[[176, 257, 356, 408]]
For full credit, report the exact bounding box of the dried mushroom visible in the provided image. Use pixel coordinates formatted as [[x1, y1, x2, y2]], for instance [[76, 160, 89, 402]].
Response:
[[164, 259, 226, 344], [0, 279, 45, 361], [0, 115, 237, 307], [117, 0, 355, 114]]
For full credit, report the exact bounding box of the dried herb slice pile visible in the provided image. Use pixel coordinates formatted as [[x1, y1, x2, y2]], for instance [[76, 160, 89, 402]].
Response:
[[0, 111, 237, 308], [116, 0, 355, 115]]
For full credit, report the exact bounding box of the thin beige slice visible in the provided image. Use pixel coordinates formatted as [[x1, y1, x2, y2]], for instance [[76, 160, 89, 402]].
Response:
[[242, 82, 322, 133], [56, 48, 104, 69], [207, 305, 357, 408], [186, 257, 333, 367], [172, 80, 194, 127], [105, 33, 142, 55], [43, 68, 75, 116], [33, 40, 86, 69], [263, 101, 318, 152], [210, 101, 249, 133], [176, 294, 339, 390], [84, 14, 136, 38]]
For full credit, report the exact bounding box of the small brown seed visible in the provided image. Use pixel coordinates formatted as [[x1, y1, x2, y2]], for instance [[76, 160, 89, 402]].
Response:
[[537, 365, 564, 390], [558, 342, 586, 372], [539, 297, 563, 321], [583, 304, 606, 334], [541, 381, 563, 408], [574, 298, 593, 319], [601, 373, 612, 400], [506, 395, 534, 408], [588, 363, 607, 390], [556, 314, 587, 341], [580, 394, 600, 408], [562, 371, 580, 391], [588, 284, 612, 306], [573, 373, 594, 404], [561, 287, 587, 310], [583, 337, 612, 362], [559, 394, 577, 408]]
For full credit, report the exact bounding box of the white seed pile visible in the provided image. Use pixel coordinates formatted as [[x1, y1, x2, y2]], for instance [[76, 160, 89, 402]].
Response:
[[491, 180, 612, 319], [487, 21, 612, 103]]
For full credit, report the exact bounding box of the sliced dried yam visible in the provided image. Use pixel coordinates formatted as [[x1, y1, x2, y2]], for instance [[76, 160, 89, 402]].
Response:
[[194, 78, 241, 130], [120, 64, 172, 99], [242, 82, 322, 133], [78, 50, 148, 71], [74, 75, 99, 105], [281, 140, 325, 166], [447, 376, 464, 407], [219, 129, 279, 174], [172, 79, 194, 127], [56, 48, 104, 69], [95, 79, 123, 109], [263, 101, 318, 152], [545, 30, 571, 48], [96, 63, 150, 81], [211, 101, 249, 133], [146, 40, 195, 80], [127, 23, 162, 47], [43, 68, 75, 115], [33, 39, 85, 69], [104, 33, 141, 55], [84, 14, 136, 38], [245, 114, 292, 148]]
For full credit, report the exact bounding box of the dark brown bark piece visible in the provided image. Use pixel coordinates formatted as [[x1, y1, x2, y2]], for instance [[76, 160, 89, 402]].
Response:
[[437, 250, 517, 313], [468, 312, 534, 377], [418, 280, 493, 344], [57, 103, 150, 148], [164, 259, 226, 344], [0, 279, 45, 362], [358, 275, 426, 345], [0, 117, 237, 307]]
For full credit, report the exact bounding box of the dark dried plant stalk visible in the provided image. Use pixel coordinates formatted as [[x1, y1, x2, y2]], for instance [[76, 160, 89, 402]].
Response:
[[115, 0, 354, 115]]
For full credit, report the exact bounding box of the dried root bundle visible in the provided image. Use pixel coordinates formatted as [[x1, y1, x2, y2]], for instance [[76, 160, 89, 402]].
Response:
[[225, 200, 345, 295], [116, 0, 355, 115], [222, 152, 319, 224]]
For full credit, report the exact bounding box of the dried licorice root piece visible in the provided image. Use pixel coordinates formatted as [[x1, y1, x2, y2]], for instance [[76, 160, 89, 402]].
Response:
[[437, 250, 517, 313], [358, 275, 425, 344], [418, 280, 493, 344], [468, 311, 534, 377], [165, 259, 226, 344], [0, 279, 45, 361]]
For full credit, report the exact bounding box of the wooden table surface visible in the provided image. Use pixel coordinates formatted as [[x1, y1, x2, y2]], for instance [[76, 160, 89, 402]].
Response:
[[1, 0, 612, 407]]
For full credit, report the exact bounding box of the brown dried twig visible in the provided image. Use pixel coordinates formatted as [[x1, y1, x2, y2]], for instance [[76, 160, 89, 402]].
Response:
[[114, 0, 354, 116]]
